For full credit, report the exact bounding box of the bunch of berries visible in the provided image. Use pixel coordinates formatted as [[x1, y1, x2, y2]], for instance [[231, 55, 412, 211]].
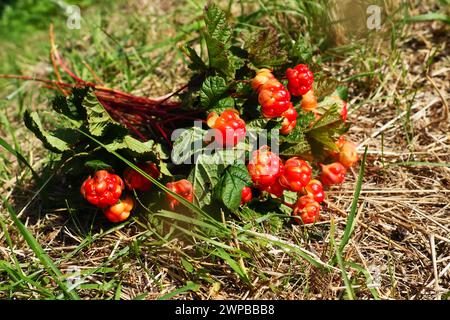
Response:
[[252, 69, 292, 126], [246, 147, 320, 224], [251, 65, 320, 136], [246, 140, 360, 225], [80, 162, 162, 222]]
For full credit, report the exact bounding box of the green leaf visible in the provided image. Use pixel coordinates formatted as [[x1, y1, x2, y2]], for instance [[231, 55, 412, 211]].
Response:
[[204, 3, 231, 44], [282, 190, 298, 206], [51, 87, 88, 121], [171, 127, 206, 164], [214, 164, 251, 211], [23, 110, 70, 153], [216, 96, 235, 109], [181, 44, 207, 72], [280, 140, 311, 157], [290, 34, 314, 64], [188, 153, 226, 208], [245, 28, 288, 68], [203, 4, 240, 78], [296, 111, 317, 131], [200, 76, 228, 109], [83, 91, 126, 137], [335, 86, 348, 101], [307, 129, 339, 152], [246, 118, 271, 129], [104, 136, 161, 157], [280, 124, 311, 157], [205, 34, 237, 78], [313, 73, 339, 100], [84, 159, 112, 171], [309, 103, 341, 130]]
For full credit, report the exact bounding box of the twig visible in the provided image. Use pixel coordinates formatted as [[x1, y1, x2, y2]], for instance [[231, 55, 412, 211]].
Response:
[[429, 235, 441, 299]]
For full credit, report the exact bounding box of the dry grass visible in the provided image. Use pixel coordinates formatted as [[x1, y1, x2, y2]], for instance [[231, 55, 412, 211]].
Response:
[[0, 1, 449, 300]]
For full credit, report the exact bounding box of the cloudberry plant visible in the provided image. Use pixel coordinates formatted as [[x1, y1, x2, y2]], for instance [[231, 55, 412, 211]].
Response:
[[247, 147, 284, 187], [166, 179, 194, 210], [286, 64, 314, 96], [123, 162, 160, 191], [320, 162, 347, 186], [293, 195, 321, 224], [80, 170, 124, 208], [103, 196, 134, 223], [280, 103, 297, 135], [257, 79, 291, 118], [278, 157, 312, 192], [207, 109, 246, 147]]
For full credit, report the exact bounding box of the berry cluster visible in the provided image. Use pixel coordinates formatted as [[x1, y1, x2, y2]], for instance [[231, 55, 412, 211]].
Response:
[[243, 139, 358, 225], [80, 163, 161, 222], [252, 65, 348, 129], [245, 147, 321, 224], [251, 65, 318, 136], [252, 69, 291, 119], [80, 164, 197, 222]]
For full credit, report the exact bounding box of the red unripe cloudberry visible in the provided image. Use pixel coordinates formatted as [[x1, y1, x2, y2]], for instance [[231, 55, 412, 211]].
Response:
[[260, 179, 285, 198], [207, 109, 246, 147], [293, 195, 321, 224], [103, 196, 134, 223], [80, 170, 124, 208], [300, 89, 318, 112], [339, 140, 359, 168], [320, 162, 347, 186], [251, 68, 275, 92], [240, 186, 253, 205], [166, 179, 194, 210], [303, 179, 325, 203], [280, 103, 297, 135], [123, 162, 160, 191], [247, 147, 284, 187], [278, 157, 312, 192], [286, 64, 314, 96], [258, 79, 291, 118]]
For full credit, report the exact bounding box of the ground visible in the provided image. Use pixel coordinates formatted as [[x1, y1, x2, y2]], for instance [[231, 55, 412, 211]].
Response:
[[0, 0, 449, 300]]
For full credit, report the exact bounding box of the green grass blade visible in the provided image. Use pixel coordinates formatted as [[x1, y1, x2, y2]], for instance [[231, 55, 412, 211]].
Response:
[[330, 217, 355, 300], [0, 135, 41, 184], [338, 146, 368, 254], [346, 261, 380, 300], [405, 12, 450, 24], [158, 281, 200, 300]]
